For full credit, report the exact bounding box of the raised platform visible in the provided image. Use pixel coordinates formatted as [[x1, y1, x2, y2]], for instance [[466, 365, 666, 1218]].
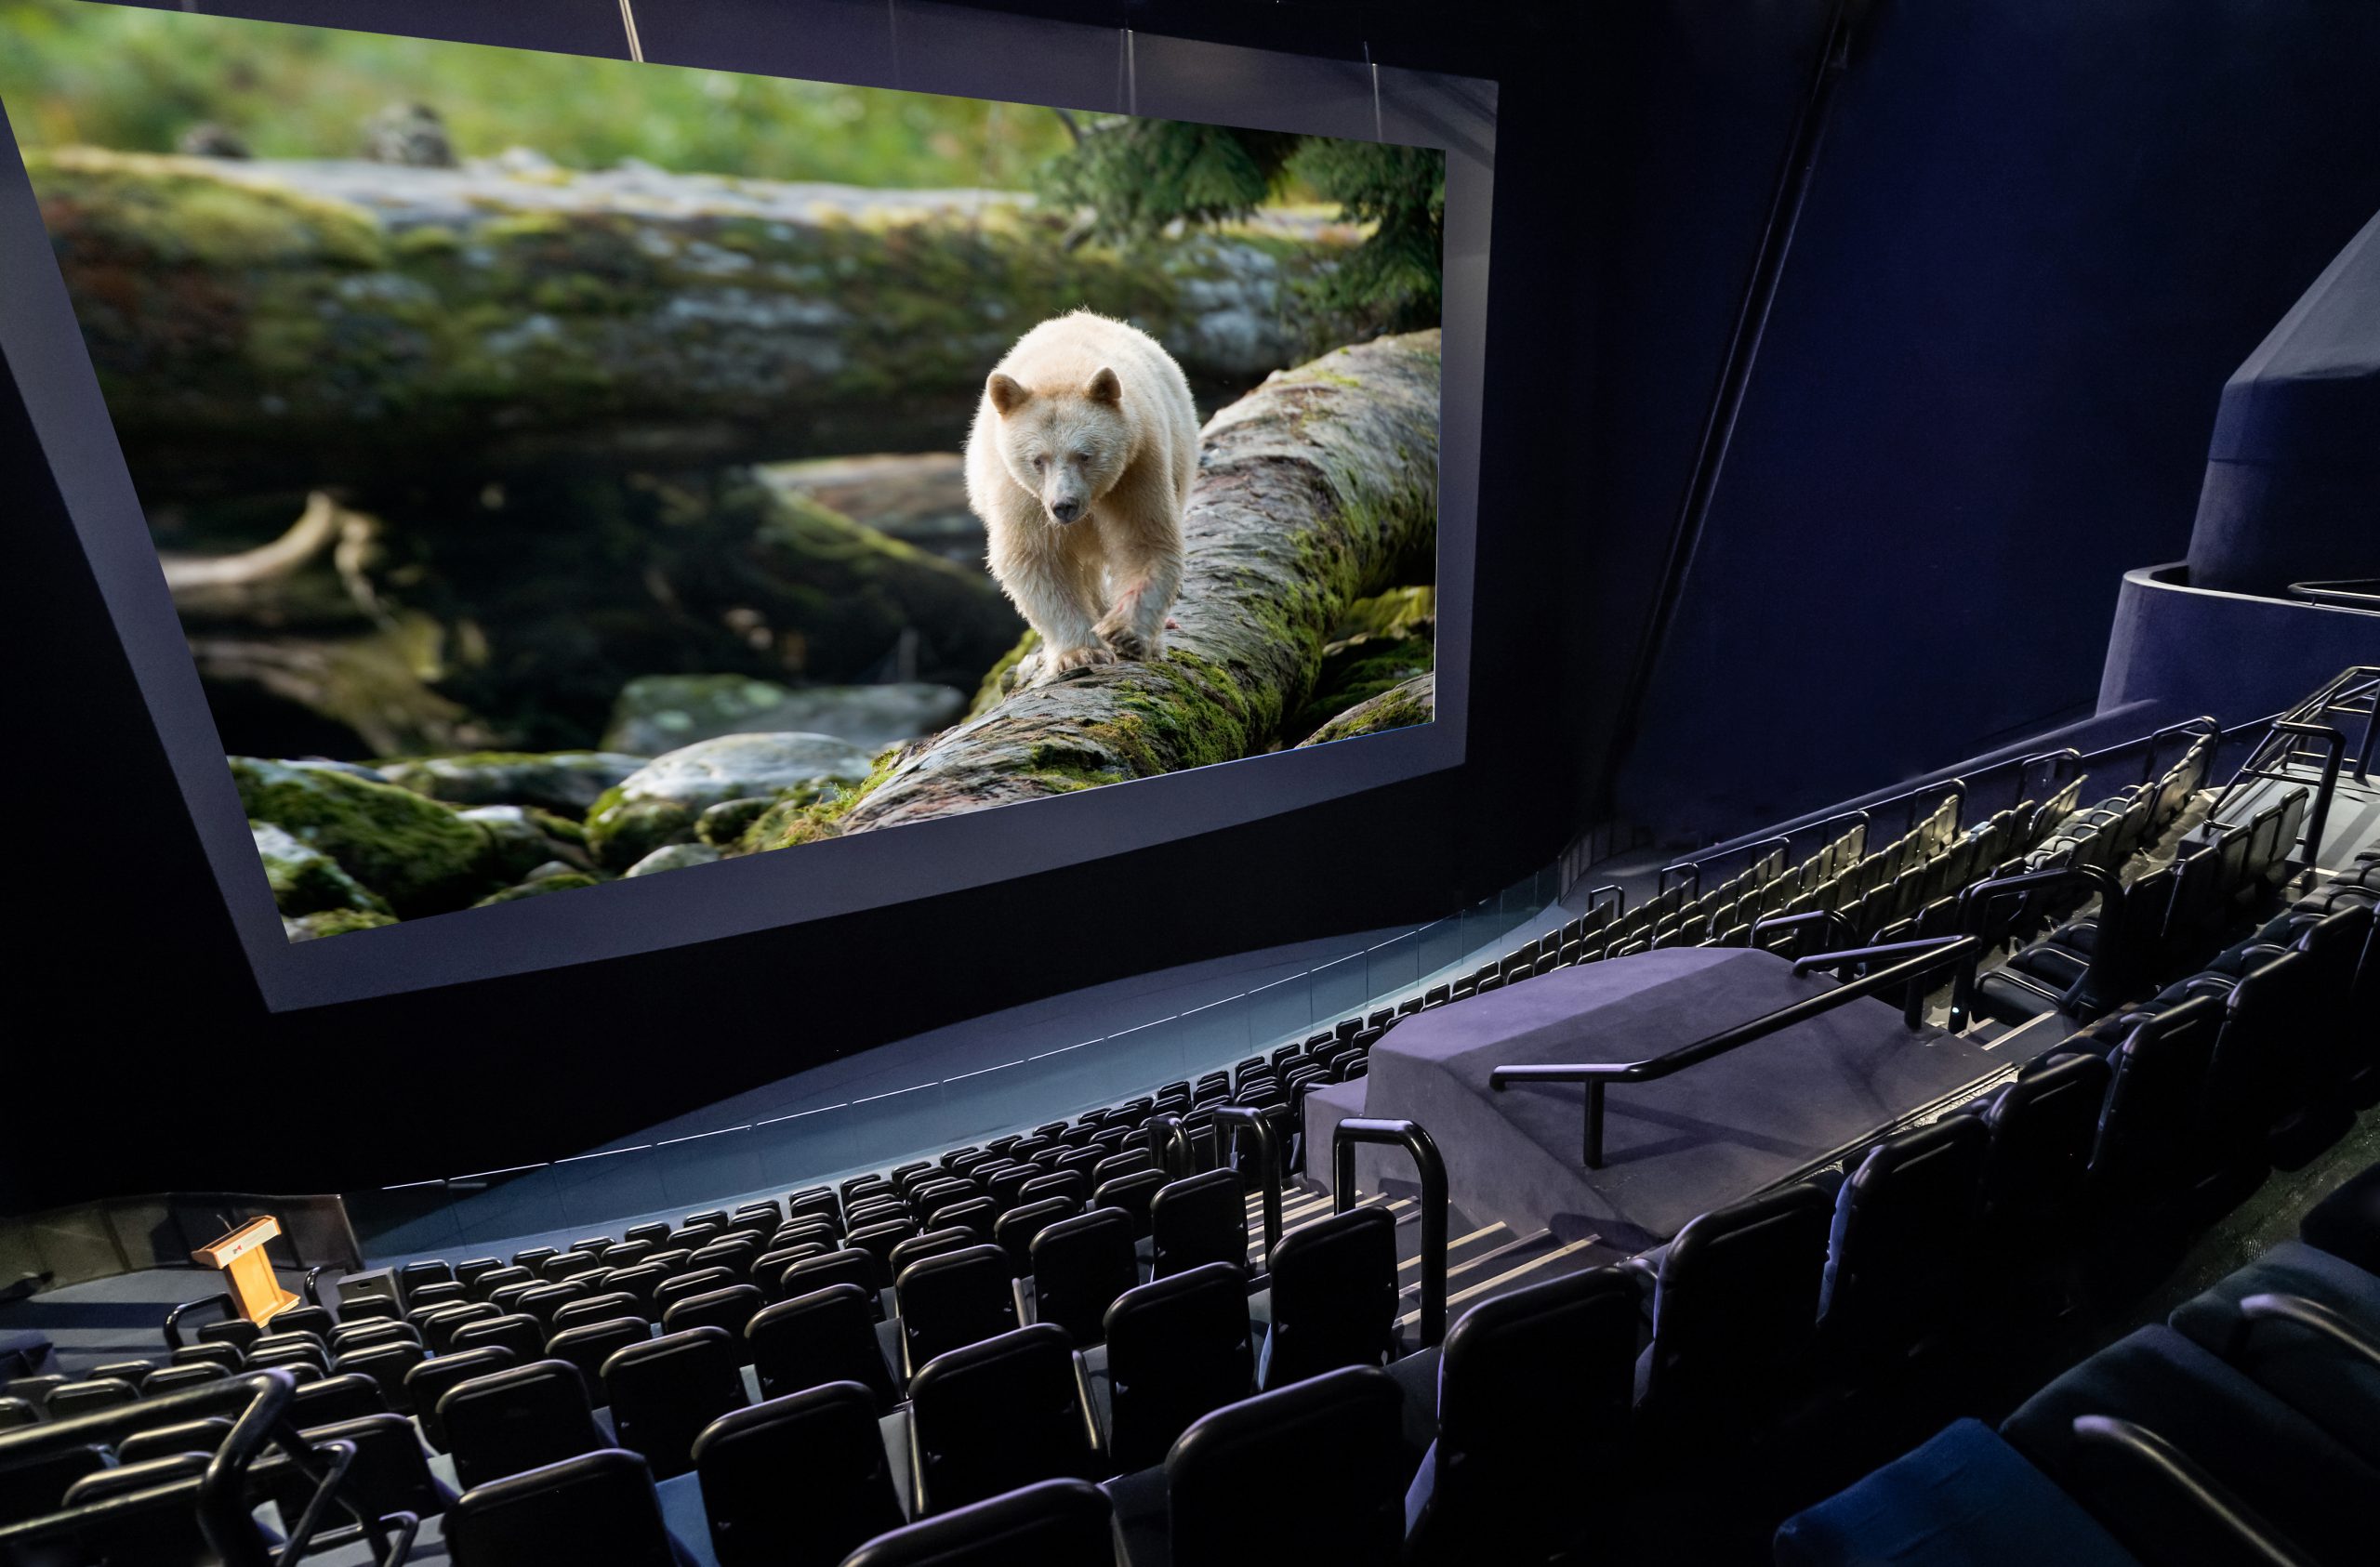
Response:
[[1310, 947, 2006, 1251]]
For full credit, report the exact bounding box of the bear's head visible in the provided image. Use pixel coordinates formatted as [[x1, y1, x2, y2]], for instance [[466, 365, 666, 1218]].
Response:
[[986, 366, 1131, 527]]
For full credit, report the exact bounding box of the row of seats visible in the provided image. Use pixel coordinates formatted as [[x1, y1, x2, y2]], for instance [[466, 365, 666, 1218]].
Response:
[[1778, 1156, 2380, 1567]]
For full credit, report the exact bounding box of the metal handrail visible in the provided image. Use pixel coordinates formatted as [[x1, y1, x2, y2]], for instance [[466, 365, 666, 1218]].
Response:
[[1751, 908, 1857, 960], [1488, 935, 1977, 1168], [1210, 1105, 1281, 1264], [1144, 1113, 1193, 1181], [1951, 863, 2122, 1027], [164, 1292, 236, 1350], [0, 1369, 404, 1567], [2069, 1416, 2320, 1567], [2287, 578, 2380, 611], [1332, 1117, 1448, 1349], [2235, 1292, 2380, 1373]]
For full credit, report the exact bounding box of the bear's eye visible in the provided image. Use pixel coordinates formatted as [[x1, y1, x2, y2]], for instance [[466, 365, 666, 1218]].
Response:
[[1031, 455, 1048, 472], [1074, 450, 1091, 463]]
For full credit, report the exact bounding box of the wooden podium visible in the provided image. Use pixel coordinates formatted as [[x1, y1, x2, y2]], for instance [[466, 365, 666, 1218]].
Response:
[[192, 1217, 301, 1326]]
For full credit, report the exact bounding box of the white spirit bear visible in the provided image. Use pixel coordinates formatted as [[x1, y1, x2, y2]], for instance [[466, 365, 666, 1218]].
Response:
[[965, 310, 1198, 678]]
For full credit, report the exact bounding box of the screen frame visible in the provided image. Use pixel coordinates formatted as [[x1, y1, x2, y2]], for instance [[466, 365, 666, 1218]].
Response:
[[0, 0, 1495, 1011]]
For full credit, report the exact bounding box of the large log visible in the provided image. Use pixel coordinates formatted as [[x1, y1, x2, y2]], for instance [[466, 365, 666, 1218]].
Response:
[[27, 148, 1366, 501], [737, 329, 1440, 850]]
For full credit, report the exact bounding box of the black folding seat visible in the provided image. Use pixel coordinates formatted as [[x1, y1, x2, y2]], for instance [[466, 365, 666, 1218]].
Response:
[[1091, 1150, 1155, 1189], [684, 1208, 734, 1231], [749, 1244, 825, 1292], [469, 1265, 534, 1303], [195, 1317, 260, 1353], [273, 1306, 335, 1342], [453, 1311, 548, 1363], [87, 1359, 153, 1390], [547, 1317, 649, 1395], [330, 1319, 415, 1355], [395, 1258, 455, 1301], [537, 1250, 604, 1283], [1404, 1267, 1642, 1565], [774, 1216, 843, 1249], [551, 1291, 643, 1333], [404, 1346, 515, 1452], [928, 1195, 1000, 1241], [416, 1305, 490, 1354], [454, 1258, 503, 1290], [651, 1267, 736, 1318], [1102, 1262, 1254, 1473], [889, 1229, 976, 1289], [906, 1323, 1099, 1514], [845, 1220, 917, 1280], [1817, 1117, 1990, 1366], [407, 1281, 469, 1313], [290, 1371, 385, 1424], [257, 1415, 450, 1552], [2084, 994, 2220, 1213], [747, 1284, 899, 1410], [116, 1415, 232, 1463], [1156, 1366, 1405, 1567], [600, 1240, 653, 1272], [602, 1325, 747, 1481], [1977, 1051, 2113, 1244], [899, 1244, 1020, 1381], [995, 1196, 1077, 1275], [137, 1363, 227, 1395], [622, 1221, 671, 1249], [843, 1477, 1113, 1567], [691, 1381, 906, 1567], [784, 1246, 883, 1316], [0, 1396, 33, 1430], [1148, 1170, 1248, 1279], [46, 1377, 139, 1417], [1020, 1170, 1092, 1211], [1030, 1208, 1139, 1350], [1091, 1169, 1166, 1240], [443, 1447, 678, 1567], [329, 1335, 430, 1412], [0, 1439, 110, 1526], [663, 1283, 766, 1353], [337, 1290, 405, 1324], [1636, 1183, 1833, 1442], [602, 1261, 672, 1317], [1257, 1205, 1398, 1390], [439, 1358, 608, 1490], [788, 1188, 841, 1228], [692, 1238, 761, 1280], [509, 1246, 561, 1276]]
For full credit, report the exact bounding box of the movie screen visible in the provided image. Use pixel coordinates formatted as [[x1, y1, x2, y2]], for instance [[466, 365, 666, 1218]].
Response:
[[1, 0, 1445, 943]]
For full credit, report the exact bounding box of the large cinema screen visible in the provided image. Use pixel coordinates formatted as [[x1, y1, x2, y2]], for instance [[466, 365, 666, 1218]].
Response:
[[0, 0, 1490, 1007]]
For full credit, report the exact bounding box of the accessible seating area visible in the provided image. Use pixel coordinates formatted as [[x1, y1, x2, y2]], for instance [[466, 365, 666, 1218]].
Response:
[[1778, 1154, 2380, 1567]]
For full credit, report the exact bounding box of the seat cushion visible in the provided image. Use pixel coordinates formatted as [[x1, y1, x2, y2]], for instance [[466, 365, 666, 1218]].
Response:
[[2301, 1164, 2380, 1278], [2003, 1324, 2380, 1567], [2164, 1244, 2380, 1469], [2171, 1239, 2380, 1348], [1775, 1418, 2136, 1567]]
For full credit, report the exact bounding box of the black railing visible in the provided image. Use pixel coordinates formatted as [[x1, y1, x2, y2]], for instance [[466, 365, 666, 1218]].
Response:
[[0, 1369, 415, 1567], [1751, 908, 1858, 960], [1210, 1104, 1282, 1263], [1951, 863, 2122, 1027], [2069, 1416, 2320, 1567], [1332, 1117, 1449, 1349], [1488, 935, 1979, 1169], [1144, 1113, 1194, 1180], [164, 1291, 237, 1351]]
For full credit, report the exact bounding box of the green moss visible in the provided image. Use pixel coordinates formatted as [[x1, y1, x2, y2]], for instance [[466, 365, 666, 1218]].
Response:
[[284, 907, 399, 942], [971, 630, 1042, 717], [234, 757, 495, 917], [734, 745, 907, 854], [472, 873, 601, 906], [30, 151, 388, 270], [586, 798, 696, 870]]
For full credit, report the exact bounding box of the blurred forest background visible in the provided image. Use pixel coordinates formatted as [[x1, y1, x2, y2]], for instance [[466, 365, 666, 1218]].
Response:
[[0, 0, 1443, 936]]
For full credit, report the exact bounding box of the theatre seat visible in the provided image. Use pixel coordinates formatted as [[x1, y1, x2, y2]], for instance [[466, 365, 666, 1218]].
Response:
[[841, 1478, 1115, 1567], [2300, 1161, 2380, 1276], [445, 1448, 682, 1567], [1102, 1263, 1254, 1474], [1637, 1183, 1833, 1439], [1818, 1116, 1989, 1366], [747, 1284, 898, 1411], [440, 1358, 609, 1491], [1256, 1206, 1398, 1390], [604, 1327, 748, 1481], [906, 1323, 1101, 1515], [1030, 1209, 1138, 1350], [692, 1381, 906, 1567], [406, 1345, 513, 1452], [898, 1245, 1020, 1382], [1157, 1365, 1406, 1567], [1775, 1418, 2136, 1567], [1148, 1171, 1249, 1278]]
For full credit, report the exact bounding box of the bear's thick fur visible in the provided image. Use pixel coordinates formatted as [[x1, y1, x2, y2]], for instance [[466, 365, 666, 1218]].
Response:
[[964, 310, 1198, 678]]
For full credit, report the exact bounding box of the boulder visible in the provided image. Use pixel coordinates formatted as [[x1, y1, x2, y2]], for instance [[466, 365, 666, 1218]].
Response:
[[456, 805, 591, 882], [282, 907, 398, 941], [1296, 671, 1436, 747], [233, 757, 496, 916], [250, 821, 391, 917], [379, 751, 647, 814], [583, 731, 876, 869], [623, 842, 722, 878], [759, 453, 981, 564], [602, 676, 967, 756], [472, 871, 602, 907]]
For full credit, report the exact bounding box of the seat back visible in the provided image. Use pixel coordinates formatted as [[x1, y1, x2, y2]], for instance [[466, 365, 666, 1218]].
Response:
[[1104, 1262, 1254, 1472], [331, 1339, 428, 1414], [662, 1284, 766, 1356], [1642, 1183, 1833, 1423], [1258, 1205, 1398, 1390], [289, 1371, 386, 1425], [1410, 1267, 1641, 1563], [994, 1197, 1077, 1276], [2090, 994, 2220, 1206], [452, 1312, 547, 1363], [1819, 1117, 1989, 1354], [251, 1411, 455, 1533], [1981, 1052, 2113, 1235], [899, 1245, 1019, 1378], [1029, 1208, 1138, 1349], [783, 1248, 881, 1314], [406, 1345, 513, 1451], [438, 1358, 606, 1491], [444, 1447, 679, 1567], [840, 1478, 1115, 1567], [1149, 1170, 1249, 1279], [747, 1284, 898, 1411], [545, 1317, 650, 1399], [602, 1325, 747, 1481], [693, 1381, 907, 1567], [1091, 1169, 1166, 1238], [1166, 1366, 1405, 1567], [906, 1323, 1096, 1514]]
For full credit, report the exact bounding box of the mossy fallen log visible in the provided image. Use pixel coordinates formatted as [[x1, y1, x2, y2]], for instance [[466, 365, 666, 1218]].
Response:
[[28, 148, 1368, 501], [736, 329, 1439, 850]]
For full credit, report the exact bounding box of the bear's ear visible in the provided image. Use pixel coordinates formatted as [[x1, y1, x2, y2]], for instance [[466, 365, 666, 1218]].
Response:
[[987, 373, 1029, 415], [1086, 366, 1122, 405]]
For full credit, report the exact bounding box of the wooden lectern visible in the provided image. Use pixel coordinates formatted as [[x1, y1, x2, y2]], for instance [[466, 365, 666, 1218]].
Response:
[[192, 1216, 301, 1326]]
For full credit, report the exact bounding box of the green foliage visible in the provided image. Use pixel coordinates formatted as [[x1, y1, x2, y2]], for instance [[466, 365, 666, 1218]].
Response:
[[0, 0, 1072, 188], [1039, 118, 1445, 329]]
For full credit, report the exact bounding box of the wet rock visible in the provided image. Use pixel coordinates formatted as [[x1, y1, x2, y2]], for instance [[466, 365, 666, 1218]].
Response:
[[623, 842, 722, 878], [456, 804, 590, 881], [251, 822, 391, 917], [472, 871, 602, 906], [586, 731, 875, 869], [378, 751, 647, 814], [696, 797, 773, 847], [283, 908, 398, 941], [603, 675, 965, 756], [233, 757, 496, 916], [1297, 671, 1435, 747]]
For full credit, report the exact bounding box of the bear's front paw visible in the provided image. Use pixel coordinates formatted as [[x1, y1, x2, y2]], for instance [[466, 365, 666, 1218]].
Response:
[[1046, 640, 1117, 678], [1093, 612, 1161, 662]]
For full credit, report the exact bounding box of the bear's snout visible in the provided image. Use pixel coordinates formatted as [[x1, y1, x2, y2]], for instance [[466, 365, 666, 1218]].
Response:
[[1049, 497, 1086, 524]]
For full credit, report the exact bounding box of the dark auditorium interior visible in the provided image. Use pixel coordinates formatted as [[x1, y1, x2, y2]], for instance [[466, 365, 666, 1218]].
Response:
[[6, 1, 2380, 1564]]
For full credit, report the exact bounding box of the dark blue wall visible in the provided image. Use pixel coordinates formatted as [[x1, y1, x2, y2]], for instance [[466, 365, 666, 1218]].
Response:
[[1604, 0, 2380, 846]]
